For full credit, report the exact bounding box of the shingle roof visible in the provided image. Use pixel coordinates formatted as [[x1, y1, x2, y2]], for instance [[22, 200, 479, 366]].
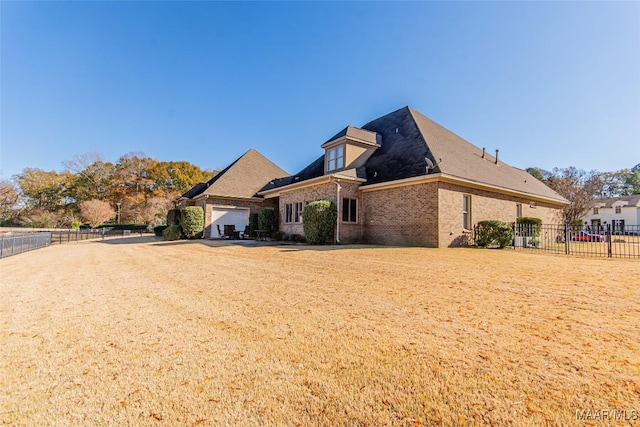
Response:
[[181, 149, 288, 199], [592, 195, 640, 208], [405, 107, 567, 202], [263, 106, 567, 203], [259, 155, 325, 192]]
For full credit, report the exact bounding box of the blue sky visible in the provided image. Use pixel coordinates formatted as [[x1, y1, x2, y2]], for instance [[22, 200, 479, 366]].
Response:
[[1, 1, 638, 181]]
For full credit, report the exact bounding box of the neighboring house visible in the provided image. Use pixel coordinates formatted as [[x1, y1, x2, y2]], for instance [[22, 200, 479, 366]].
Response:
[[182, 106, 568, 247], [582, 195, 640, 232], [178, 149, 288, 238]]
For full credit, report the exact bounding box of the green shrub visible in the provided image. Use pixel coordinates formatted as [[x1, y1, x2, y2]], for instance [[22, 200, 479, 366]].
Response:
[[249, 213, 259, 234], [475, 220, 514, 249], [71, 220, 83, 230], [271, 230, 286, 241], [291, 234, 307, 243], [180, 206, 204, 238], [516, 217, 542, 237], [162, 225, 182, 241], [167, 209, 181, 225], [154, 225, 168, 237], [258, 208, 276, 232], [302, 200, 337, 245]]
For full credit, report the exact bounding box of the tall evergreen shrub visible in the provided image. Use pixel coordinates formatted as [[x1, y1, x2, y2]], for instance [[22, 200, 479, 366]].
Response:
[[180, 206, 204, 238], [302, 200, 337, 245], [258, 208, 276, 232], [516, 217, 542, 237]]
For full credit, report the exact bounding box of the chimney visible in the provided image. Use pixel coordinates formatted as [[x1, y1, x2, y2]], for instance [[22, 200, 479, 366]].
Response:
[[481, 147, 485, 159], [495, 149, 499, 164]]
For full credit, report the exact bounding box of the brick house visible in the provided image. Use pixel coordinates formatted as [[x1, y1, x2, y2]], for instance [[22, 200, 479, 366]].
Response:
[[178, 149, 287, 238], [257, 106, 567, 247], [181, 106, 567, 246]]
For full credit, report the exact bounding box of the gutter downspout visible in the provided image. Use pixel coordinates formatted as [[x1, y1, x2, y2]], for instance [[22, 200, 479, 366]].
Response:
[[202, 195, 208, 238], [335, 179, 341, 244]]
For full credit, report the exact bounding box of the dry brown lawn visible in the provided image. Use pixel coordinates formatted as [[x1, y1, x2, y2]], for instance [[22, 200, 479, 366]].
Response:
[[1, 237, 639, 426]]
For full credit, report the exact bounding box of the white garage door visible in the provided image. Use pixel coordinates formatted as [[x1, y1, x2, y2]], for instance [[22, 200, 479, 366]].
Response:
[[210, 207, 250, 238]]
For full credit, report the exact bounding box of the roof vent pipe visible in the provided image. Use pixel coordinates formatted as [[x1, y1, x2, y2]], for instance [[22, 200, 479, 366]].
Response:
[[482, 147, 485, 159], [495, 149, 499, 164]]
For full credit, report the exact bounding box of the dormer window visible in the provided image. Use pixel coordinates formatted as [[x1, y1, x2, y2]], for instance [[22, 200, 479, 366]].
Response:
[[327, 145, 344, 171]]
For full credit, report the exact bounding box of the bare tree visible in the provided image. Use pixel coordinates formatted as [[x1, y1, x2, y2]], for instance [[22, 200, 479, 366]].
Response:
[[64, 152, 115, 202], [79, 200, 115, 228], [546, 167, 601, 226], [141, 196, 174, 227]]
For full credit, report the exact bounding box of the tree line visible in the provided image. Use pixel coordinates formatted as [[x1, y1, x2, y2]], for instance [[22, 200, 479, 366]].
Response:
[[0, 152, 217, 228], [526, 164, 640, 225]]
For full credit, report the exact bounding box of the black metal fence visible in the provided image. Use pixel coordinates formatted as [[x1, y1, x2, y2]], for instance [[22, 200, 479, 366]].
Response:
[[0, 232, 52, 259], [1, 228, 145, 259], [508, 223, 640, 259], [49, 229, 112, 245]]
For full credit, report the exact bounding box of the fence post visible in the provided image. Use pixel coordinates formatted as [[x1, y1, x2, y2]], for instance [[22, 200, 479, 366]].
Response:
[[564, 224, 570, 255], [0, 234, 3, 258], [607, 224, 612, 258]]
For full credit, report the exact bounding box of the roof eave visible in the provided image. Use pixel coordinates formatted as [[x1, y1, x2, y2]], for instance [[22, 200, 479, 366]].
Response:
[[360, 173, 569, 206], [192, 194, 264, 202], [258, 173, 366, 197], [321, 135, 380, 149]]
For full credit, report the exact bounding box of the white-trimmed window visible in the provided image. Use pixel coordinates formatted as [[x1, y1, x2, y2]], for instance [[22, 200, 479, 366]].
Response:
[[285, 203, 293, 223], [516, 203, 522, 218], [593, 207, 599, 214], [615, 206, 622, 214], [342, 198, 357, 223], [294, 202, 303, 223], [462, 195, 472, 230], [327, 145, 344, 171]]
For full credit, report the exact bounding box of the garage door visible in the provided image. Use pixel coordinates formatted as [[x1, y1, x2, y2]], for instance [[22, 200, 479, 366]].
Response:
[[210, 207, 250, 238]]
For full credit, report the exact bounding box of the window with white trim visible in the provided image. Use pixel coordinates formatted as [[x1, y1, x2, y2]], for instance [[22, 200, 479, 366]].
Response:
[[615, 206, 621, 214], [593, 207, 599, 214], [294, 202, 303, 223], [327, 145, 344, 171], [516, 203, 522, 218], [285, 203, 293, 223], [342, 198, 357, 223], [462, 195, 472, 230]]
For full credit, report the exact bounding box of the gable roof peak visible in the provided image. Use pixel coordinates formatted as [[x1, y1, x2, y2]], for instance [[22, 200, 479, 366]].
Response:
[[180, 148, 288, 200]]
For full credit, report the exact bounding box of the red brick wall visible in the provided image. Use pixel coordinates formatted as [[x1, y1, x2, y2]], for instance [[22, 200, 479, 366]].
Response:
[[278, 179, 362, 243], [437, 182, 563, 247], [361, 182, 440, 247]]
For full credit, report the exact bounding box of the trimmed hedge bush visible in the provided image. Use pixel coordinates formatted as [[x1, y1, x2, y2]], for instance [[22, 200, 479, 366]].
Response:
[[180, 206, 204, 238], [162, 225, 182, 241], [154, 225, 168, 237], [516, 217, 542, 237], [302, 200, 337, 245], [84, 223, 148, 231], [258, 208, 276, 233], [476, 220, 514, 249]]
